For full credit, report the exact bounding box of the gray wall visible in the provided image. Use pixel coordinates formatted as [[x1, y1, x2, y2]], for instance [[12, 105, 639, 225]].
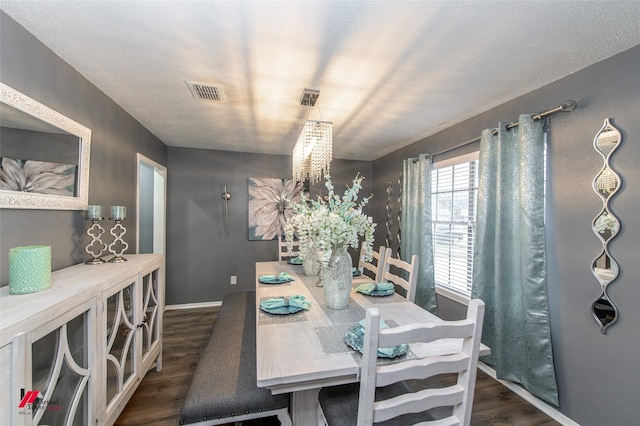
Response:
[[372, 45, 640, 425], [0, 12, 167, 284], [166, 146, 372, 305]]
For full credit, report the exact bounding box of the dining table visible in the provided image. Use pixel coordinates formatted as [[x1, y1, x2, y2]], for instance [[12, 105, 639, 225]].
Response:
[[255, 260, 490, 425]]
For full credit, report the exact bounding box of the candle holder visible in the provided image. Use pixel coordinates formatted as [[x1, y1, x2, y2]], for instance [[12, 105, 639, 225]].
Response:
[[108, 206, 129, 263], [85, 205, 107, 265]]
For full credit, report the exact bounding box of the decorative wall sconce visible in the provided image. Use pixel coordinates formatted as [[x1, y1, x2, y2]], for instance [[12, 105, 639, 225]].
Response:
[[108, 206, 128, 263], [85, 205, 107, 264], [222, 183, 232, 239]]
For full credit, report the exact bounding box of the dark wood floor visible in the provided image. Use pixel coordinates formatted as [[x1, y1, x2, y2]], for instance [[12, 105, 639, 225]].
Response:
[[115, 307, 561, 426]]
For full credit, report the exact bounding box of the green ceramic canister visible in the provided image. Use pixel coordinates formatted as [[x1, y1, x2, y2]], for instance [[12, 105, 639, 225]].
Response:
[[9, 245, 52, 294]]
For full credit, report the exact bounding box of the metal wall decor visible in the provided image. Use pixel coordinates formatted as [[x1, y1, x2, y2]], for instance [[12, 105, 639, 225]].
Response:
[[591, 118, 622, 333], [385, 181, 392, 248], [397, 173, 402, 258]]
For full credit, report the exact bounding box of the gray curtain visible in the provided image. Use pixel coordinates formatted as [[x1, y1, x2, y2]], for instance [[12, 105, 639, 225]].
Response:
[[472, 114, 559, 406], [401, 154, 436, 314]]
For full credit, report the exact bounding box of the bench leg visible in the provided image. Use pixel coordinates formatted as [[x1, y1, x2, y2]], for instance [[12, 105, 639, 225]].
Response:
[[291, 389, 319, 425]]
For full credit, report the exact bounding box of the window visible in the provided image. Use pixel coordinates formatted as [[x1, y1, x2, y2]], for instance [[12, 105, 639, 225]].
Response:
[[431, 153, 479, 298]]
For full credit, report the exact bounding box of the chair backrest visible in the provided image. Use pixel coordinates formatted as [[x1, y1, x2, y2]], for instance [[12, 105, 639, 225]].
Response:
[[381, 252, 419, 302], [358, 244, 386, 282], [277, 235, 300, 261], [357, 299, 485, 426]]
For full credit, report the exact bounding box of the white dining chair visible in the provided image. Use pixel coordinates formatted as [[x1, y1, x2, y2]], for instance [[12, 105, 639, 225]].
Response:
[[278, 235, 300, 261], [318, 299, 485, 426], [380, 252, 419, 303], [355, 244, 387, 283]]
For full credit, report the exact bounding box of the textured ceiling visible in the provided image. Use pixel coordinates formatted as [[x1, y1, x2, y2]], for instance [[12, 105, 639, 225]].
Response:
[[2, 1, 639, 161]]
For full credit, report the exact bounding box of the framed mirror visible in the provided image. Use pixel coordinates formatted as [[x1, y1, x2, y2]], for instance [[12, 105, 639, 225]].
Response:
[[0, 82, 91, 210], [591, 118, 622, 333]]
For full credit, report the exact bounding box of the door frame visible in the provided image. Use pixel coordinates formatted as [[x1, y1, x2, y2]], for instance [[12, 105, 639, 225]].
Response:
[[136, 153, 167, 255]]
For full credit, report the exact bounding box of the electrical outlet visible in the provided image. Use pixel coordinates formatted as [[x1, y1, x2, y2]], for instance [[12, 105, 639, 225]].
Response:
[[230, 275, 237, 285]]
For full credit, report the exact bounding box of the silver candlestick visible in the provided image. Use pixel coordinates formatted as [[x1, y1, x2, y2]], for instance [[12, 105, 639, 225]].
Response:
[[85, 205, 107, 265], [108, 206, 129, 263]]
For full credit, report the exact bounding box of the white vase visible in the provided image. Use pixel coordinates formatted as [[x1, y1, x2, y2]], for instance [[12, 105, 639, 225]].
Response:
[[302, 241, 321, 276], [322, 245, 352, 309]]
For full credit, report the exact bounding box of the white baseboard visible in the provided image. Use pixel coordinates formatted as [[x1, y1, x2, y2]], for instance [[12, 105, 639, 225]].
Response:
[[478, 362, 579, 426], [165, 300, 222, 311]]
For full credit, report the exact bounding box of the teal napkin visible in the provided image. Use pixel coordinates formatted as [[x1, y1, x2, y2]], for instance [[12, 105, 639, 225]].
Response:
[[259, 272, 294, 283], [358, 319, 402, 357], [355, 282, 395, 295], [289, 257, 303, 265], [260, 294, 311, 310]]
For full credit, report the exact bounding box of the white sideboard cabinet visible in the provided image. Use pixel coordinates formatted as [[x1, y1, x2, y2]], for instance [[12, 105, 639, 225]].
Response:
[[0, 254, 164, 426]]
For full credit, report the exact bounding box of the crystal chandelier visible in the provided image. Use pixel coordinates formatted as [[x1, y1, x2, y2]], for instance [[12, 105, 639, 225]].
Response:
[[292, 89, 332, 184], [292, 120, 332, 184]]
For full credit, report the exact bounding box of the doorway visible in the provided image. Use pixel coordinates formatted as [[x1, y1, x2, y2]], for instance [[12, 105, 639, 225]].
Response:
[[136, 154, 166, 255]]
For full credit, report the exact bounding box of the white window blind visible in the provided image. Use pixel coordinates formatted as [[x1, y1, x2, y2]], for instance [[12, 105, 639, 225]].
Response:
[[431, 156, 478, 297]]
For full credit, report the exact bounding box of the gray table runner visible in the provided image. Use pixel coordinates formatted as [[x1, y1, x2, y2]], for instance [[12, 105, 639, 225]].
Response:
[[298, 269, 367, 325], [293, 267, 413, 362]]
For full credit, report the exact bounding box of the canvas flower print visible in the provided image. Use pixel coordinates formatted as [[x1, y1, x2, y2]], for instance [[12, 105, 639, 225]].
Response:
[[248, 177, 303, 240]]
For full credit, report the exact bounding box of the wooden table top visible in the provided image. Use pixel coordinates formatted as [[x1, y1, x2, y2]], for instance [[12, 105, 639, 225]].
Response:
[[255, 261, 489, 395]]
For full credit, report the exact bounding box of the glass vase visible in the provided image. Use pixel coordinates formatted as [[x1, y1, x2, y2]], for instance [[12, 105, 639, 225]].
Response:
[[322, 244, 352, 309], [302, 241, 321, 277]]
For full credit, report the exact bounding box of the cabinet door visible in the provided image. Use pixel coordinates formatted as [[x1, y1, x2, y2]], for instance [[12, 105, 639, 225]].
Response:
[[0, 344, 11, 426], [103, 275, 138, 422], [140, 266, 162, 372], [12, 299, 94, 426]]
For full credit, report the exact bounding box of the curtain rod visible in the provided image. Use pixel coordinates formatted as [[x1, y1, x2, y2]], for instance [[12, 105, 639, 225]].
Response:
[[423, 100, 577, 160]]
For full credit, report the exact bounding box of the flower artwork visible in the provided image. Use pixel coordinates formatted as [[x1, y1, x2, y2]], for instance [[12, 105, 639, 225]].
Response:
[[284, 174, 376, 262], [0, 157, 77, 196], [248, 178, 303, 240]]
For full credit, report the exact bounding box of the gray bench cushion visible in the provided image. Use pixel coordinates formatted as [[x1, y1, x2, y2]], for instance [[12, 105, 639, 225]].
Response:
[[179, 291, 289, 424]]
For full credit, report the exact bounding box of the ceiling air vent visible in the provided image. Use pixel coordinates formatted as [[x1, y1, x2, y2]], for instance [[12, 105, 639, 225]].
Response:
[[185, 81, 225, 102]]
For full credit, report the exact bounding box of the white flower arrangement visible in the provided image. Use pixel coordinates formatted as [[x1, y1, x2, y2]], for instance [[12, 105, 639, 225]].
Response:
[[284, 174, 376, 262]]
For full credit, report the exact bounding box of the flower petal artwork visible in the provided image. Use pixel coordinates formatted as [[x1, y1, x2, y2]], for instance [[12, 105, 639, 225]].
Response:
[[0, 157, 77, 196], [248, 178, 303, 240]]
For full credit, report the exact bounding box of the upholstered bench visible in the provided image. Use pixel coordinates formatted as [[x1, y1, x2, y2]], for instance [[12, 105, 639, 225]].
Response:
[[179, 291, 291, 425]]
